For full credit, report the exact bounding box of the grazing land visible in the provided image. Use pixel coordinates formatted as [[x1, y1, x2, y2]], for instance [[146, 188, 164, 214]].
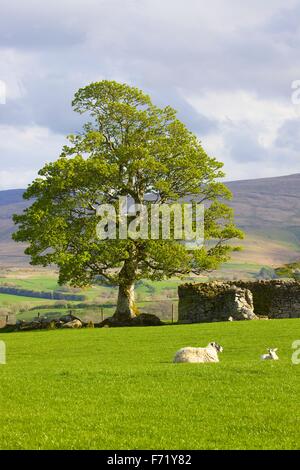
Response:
[[0, 270, 185, 321], [0, 319, 299, 450], [0, 266, 276, 323]]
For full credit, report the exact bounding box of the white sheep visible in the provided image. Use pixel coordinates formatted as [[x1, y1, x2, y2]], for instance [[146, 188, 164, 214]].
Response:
[[261, 348, 279, 361], [61, 319, 82, 329], [173, 342, 223, 363]]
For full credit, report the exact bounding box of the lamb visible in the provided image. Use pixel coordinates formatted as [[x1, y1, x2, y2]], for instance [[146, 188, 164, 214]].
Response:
[[173, 342, 223, 363], [0, 340, 5, 365], [261, 348, 279, 361]]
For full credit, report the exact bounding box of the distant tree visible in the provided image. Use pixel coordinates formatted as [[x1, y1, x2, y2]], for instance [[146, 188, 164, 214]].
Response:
[[275, 262, 300, 280], [13, 81, 243, 323], [257, 266, 276, 280]]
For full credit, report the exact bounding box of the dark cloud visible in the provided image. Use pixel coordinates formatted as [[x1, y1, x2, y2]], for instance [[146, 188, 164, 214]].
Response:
[[0, 1, 85, 49], [275, 118, 300, 151], [226, 129, 268, 163]]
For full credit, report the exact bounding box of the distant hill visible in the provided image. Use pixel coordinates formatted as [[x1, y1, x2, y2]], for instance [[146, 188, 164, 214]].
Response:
[[1, 173, 300, 268], [0, 189, 29, 266], [227, 173, 300, 266]]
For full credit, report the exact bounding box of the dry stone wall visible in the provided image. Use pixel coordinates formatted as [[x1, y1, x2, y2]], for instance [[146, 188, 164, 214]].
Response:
[[178, 280, 300, 323], [0, 313, 16, 328]]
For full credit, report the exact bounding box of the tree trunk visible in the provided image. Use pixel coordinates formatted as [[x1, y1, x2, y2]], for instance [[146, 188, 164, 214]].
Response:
[[113, 282, 136, 322]]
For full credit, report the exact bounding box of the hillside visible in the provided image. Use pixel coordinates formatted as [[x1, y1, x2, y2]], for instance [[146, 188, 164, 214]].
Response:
[[0, 189, 29, 266], [227, 173, 300, 265], [1, 173, 300, 268]]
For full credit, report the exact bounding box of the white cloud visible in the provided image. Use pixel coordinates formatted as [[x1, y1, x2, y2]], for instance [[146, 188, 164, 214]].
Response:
[[0, 170, 37, 190], [182, 88, 300, 180], [0, 125, 66, 189], [184, 90, 297, 148]]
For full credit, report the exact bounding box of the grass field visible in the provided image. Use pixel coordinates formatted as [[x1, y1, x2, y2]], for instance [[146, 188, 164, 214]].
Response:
[[1, 319, 300, 450], [0, 272, 185, 321], [0, 294, 52, 305]]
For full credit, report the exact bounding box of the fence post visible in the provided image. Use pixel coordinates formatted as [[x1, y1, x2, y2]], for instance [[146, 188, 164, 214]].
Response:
[[101, 307, 104, 323], [171, 303, 174, 324]]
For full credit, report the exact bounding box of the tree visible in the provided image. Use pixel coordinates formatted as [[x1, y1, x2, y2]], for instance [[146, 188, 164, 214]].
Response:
[[13, 80, 243, 323]]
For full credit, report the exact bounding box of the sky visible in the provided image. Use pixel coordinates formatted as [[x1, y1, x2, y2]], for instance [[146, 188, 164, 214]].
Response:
[[1, 0, 300, 189]]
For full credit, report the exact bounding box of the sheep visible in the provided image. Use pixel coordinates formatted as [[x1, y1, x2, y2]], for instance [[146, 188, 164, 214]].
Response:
[[61, 319, 82, 329], [261, 348, 279, 361], [173, 342, 223, 363]]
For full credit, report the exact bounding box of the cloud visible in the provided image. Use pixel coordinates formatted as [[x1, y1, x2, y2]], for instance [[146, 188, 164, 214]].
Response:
[[183, 89, 300, 178], [275, 117, 300, 151], [0, 170, 38, 190], [0, 124, 66, 188], [0, 1, 86, 49], [0, 0, 300, 188]]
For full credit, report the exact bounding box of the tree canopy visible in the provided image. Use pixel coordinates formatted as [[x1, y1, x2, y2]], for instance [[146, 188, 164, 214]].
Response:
[[13, 80, 243, 322]]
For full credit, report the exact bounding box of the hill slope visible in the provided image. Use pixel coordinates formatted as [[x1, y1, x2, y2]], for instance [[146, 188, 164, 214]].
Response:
[[0, 189, 29, 266], [1, 173, 300, 267], [227, 173, 300, 265]]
